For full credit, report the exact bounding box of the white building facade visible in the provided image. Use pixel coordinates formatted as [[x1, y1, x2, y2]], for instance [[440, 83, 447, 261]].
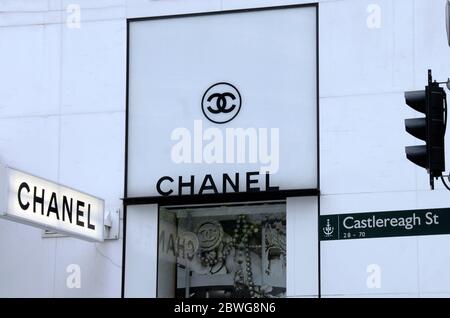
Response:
[[0, 0, 449, 298]]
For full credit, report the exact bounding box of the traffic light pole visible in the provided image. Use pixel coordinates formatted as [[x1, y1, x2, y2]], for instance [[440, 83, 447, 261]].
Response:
[[440, 90, 450, 191], [428, 70, 434, 189], [435, 72, 450, 191]]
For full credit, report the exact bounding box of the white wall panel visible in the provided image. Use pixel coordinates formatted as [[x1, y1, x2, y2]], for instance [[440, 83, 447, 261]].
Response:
[[321, 237, 419, 296], [59, 112, 125, 209], [0, 25, 60, 117], [320, 192, 417, 216], [0, 116, 59, 181], [320, 93, 416, 194], [61, 21, 126, 114], [418, 235, 450, 294], [414, 0, 450, 88], [53, 237, 122, 297], [126, 0, 221, 19], [0, 219, 56, 297], [320, 0, 414, 97], [287, 197, 319, 297], [124, 204, 158, 298], [222, 0, 315, 10]]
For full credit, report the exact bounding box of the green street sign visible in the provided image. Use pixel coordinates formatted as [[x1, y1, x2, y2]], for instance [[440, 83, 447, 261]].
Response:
[[320, 208, 450, 241]]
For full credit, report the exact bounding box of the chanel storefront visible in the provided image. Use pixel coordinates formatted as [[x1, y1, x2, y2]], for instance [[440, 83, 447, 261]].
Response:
[[122, 4, 320, 298]]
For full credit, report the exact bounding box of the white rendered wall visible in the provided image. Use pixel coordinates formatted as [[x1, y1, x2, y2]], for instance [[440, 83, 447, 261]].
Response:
[[287, 197, 319, 297], [124, 204, 158, 298], [0, 0, 449, 298]]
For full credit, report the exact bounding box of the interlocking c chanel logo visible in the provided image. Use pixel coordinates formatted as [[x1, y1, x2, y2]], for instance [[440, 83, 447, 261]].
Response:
[[197, 221, 223, 251], [201, 82, 242, 124], [206, 92, 236, 114]]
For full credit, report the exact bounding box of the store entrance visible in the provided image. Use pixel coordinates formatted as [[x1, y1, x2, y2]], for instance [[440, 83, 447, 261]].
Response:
[[157, 202, 286, 298]]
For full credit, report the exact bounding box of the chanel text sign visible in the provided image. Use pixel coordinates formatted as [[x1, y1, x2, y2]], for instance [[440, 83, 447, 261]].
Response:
[[127, 7, 318, 197], [0, 165, 105, 242], [320, 208, 450, 241]]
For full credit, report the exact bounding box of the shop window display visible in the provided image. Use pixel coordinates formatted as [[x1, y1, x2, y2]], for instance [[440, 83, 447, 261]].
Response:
[[157, 203, 286, 298]]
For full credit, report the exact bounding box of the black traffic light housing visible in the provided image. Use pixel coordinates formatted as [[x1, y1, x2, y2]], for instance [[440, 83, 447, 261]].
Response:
[[405, 70, 447, 189]]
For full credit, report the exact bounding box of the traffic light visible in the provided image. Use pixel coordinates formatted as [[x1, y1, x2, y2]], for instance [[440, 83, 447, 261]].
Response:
[[405, 70, 447, 189]]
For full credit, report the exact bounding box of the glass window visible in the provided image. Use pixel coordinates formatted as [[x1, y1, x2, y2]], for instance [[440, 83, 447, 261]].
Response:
[[157, 203, 286, 298]]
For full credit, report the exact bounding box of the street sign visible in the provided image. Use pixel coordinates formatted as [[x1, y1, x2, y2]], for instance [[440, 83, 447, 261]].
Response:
[[320, 208, 450, 241]]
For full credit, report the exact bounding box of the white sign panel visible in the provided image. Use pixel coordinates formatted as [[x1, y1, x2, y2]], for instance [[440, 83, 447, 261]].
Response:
[[0, 165, 104, 242], [127, 6, 318, 197]]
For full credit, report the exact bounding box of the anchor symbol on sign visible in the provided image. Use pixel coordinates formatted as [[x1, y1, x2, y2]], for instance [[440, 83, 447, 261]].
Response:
[[323, 219, 334, 237]]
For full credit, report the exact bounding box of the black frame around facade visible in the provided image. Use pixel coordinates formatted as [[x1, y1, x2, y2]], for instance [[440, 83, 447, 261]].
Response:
[[122, 2, 320, 298]]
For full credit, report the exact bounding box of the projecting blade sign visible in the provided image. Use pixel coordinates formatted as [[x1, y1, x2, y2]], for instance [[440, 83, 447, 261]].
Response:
[[0, 163, 105, 242]]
